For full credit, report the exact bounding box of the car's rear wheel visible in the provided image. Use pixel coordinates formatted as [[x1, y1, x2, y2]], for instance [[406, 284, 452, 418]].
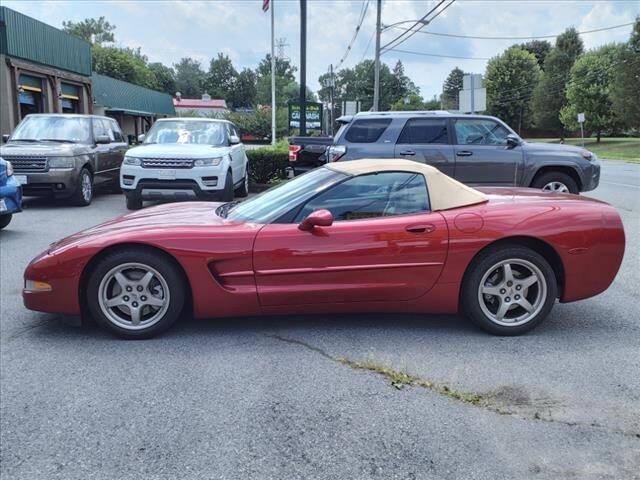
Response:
[[221, 169, 234, 201], [461, 245, 557, 335], [125, 193, 143, 210], [86, 249, 186, 339], [0, 214, 12, 230], [532, 171, 579, 194], [72, 168, 93, 206]]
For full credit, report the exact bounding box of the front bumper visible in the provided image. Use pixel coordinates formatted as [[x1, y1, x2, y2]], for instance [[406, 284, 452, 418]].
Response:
[[582, 159, 601, 192], [0, 176, 23, 214], [121, 165, 227, 200], [15, 168, 79, 197]]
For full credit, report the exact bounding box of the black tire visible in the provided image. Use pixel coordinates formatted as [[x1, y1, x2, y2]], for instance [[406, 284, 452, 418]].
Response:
[[531, 171, 579, 194], [0, 214, 12, 230], [110, 179, 122, 194], [72, 168, 94, 206], [461, 245, 557, 336], [221, 169, 234, 201], [125, 193, 143, 210], [235, 171, 249, 198], [86, 248, 186, 339]]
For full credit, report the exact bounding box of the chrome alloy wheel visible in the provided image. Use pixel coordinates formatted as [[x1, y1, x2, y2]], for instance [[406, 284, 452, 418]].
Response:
[[98, 262, 170, 330], [81, 171, 93, 202], [477, 258, 547, 327], [542, 181, 569, 193]]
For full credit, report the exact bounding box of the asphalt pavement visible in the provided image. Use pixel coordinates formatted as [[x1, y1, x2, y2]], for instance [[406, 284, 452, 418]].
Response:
[[1, 160, 639, 480]]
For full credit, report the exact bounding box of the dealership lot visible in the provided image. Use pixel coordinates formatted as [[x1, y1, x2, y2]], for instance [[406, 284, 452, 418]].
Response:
[[1, 161, 639, 479]]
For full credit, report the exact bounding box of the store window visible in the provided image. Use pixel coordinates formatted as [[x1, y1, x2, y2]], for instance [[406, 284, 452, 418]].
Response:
[[61, 83, 81, 113], [19, 74, 43, 119]]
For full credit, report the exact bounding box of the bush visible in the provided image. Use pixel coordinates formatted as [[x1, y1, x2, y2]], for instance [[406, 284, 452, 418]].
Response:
[[246, 141, 289, 184]]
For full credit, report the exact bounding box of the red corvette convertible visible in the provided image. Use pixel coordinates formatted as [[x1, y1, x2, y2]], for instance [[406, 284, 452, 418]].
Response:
[[23, 159, 625, 339]]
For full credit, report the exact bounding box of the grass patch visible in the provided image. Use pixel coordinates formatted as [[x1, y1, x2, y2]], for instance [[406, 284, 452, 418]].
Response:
[[526, 137, 640, 163]]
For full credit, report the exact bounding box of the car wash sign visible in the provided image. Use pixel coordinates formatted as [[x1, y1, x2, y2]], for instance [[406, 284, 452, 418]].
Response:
[[288, 102, 323, 134]]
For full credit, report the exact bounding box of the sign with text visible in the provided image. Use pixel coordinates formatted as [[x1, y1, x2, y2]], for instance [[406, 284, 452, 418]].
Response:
[[288, 102, 323, 133]]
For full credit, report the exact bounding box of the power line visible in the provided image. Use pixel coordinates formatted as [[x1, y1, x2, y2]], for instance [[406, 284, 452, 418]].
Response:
[[381, 0, 452, 52], [387, 21, 636, 40], [360, 30, 376, 63], [386, 48, 490, 60], [335, 0, 371, 70]]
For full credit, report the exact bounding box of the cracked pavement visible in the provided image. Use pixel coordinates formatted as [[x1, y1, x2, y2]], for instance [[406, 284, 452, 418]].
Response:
[[1, 161, 639, 479]]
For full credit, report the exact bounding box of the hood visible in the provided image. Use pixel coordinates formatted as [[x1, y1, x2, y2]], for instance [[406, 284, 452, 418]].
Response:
[[523, 141, 590, 155], [126, 143, 230, 159], [48, 202, 246, 253], [0, 141, 85, 157]]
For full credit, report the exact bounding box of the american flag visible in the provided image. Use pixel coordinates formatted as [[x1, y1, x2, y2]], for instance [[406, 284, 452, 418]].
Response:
[[262, 0, 269, 12]]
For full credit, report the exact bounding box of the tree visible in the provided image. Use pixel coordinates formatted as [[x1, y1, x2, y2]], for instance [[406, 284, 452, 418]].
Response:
[[391, 93, 425, 111], [174, 58, 205, 98], [206, 53, 238, 100], [92, 45, 156, 88], [531, 28, 585, 134], [517, 40, 552, 68], [610, 17, 640, 129], [228, 68, 257, 109], [256, 54, 296, 82], [442, 67, 464, 110], [389, 61, 419, 104], [62, 16, 115, 45], [485, 47, 541, 132], [148, 63, 176, 96], [560, 44, 623, 141]]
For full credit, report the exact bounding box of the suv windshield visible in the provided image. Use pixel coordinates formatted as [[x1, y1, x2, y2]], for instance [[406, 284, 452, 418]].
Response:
[[144, 120, 226, 145], [220, 167, 346, 224], [11, 116, 91, 143]]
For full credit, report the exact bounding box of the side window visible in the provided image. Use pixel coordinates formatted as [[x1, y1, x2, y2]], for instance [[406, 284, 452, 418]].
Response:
[[110, 120, 124, 142], [454, 119, 510, 145], [294, 172, 430, 222], [397, 118, 449, 144], [344, 119, 392, 143], [92, 118, 111, 141]]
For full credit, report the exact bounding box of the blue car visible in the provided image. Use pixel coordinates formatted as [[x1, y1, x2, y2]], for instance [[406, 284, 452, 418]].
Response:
[[0, 157, 22, 229]]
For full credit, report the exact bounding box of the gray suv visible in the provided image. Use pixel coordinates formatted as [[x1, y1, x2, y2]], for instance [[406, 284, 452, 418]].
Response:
[[0, 114, 128, 206], [326, 112, 600, 194]]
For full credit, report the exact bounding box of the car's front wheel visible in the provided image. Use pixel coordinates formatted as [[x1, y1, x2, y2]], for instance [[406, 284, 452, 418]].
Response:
[[86, 248, 186, 339], [532, 171, 579, 194], [72, 168, 94, 206], [125, 193, 143, 210], [0, 214, 12, 230], [235, 170, 249, 198], [461, 245, 557, 335], [221, 169, 234, 201]]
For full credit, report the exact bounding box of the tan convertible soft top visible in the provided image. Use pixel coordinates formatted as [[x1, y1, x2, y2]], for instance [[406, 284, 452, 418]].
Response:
[[326, 159, 487, 211]]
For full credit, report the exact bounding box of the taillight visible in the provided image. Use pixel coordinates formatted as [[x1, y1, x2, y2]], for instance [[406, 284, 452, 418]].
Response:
[[327, 145, 346, 162], [288, 145, 302, 162]]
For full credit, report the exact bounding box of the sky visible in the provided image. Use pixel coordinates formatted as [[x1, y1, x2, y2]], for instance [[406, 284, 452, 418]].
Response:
[[4, 0, 639, 100]]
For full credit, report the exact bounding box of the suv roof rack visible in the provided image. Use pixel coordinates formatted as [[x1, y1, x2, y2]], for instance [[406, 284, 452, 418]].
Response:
[[355, 110, 452, 116]]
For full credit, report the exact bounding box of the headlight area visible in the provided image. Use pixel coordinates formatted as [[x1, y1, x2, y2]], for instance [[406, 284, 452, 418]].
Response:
[[48, 156, 76, 169], [194, 157, 223, 167], [123, 156, 141, 166], [24, 279, 53, 292], [6, 160, 14, 176]]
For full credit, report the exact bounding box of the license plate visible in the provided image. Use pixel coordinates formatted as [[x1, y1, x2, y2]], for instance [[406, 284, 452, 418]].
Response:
[[0, 199, 6, 213], [14, 175, 27, 185], [157, 170, 176, 180]]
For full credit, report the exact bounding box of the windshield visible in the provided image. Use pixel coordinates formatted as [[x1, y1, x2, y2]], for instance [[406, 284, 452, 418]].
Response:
[[144, 120, 226, 145], [221, 167, 346, 224], [11, 116, 91, 143]]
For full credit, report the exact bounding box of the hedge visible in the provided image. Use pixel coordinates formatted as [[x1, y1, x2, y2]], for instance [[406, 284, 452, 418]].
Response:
[[246, 141, 289, 184]]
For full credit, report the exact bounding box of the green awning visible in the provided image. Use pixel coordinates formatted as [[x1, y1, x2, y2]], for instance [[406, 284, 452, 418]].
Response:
[[91, 73, 175, 117]]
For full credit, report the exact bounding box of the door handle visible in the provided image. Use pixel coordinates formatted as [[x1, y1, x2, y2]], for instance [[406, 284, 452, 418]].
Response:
[[400, 150, 416, 156], [405, 223, 435, 234], [456, 150, 473, 157]]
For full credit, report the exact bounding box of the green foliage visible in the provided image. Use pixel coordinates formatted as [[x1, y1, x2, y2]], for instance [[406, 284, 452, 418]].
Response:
[[610, 17, 640, 130], [517, 40, 552, 68], [229, 68, 257, 108], [391, 93, 426, 111], [225, 109, 271, 139], [246, 141, 289, 184], [441, 67, 464, 110], [206, 53, 237, 100], [560, 44, 623, 140], [174, 58, 205, 98], [555, 27, 585, 62], [148, 62, 176, 96], [62, 16, 115, 45], [92, 45, 156, 89], [256, 55, 297, 82], [485, 47, 541, 132]]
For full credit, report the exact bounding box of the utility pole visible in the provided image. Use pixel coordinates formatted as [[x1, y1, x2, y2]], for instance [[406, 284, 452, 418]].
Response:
[[299, 0, 307, 136], [329, 63, 334, 135], [270, 0, 276, 145], [373, 0, 381, 111]]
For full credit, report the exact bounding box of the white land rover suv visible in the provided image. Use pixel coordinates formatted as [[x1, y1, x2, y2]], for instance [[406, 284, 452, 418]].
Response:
[[120, 118, 249, 210]]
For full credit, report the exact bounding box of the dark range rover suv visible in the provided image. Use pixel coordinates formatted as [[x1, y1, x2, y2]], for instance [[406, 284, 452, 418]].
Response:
[[0, 114, 128, 206], [315, 112, 600, 194]]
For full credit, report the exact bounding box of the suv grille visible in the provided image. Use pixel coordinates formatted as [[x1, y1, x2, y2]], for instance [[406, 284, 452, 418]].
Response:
[[141, 158, 194, 169], [3, 156, 48, 172]]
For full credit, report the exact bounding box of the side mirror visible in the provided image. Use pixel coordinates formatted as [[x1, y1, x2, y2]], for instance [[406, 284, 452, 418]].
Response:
[[95, 134, 110, 144], [298, 209, 333, 231], [229, 134, 241, 145], [2, 134, 9, 143], [137, 134, 146, 143], [506, 134, 521, 148]]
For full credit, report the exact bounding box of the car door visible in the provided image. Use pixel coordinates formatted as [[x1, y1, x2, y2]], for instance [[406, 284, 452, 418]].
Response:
[[452, 118, 524, 186], [108, 119, 128, 172], [394, 117, 455, 177], [227, 123, 244, 184], [253, 171, 449, 306], [91, 118, 112, 182]]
